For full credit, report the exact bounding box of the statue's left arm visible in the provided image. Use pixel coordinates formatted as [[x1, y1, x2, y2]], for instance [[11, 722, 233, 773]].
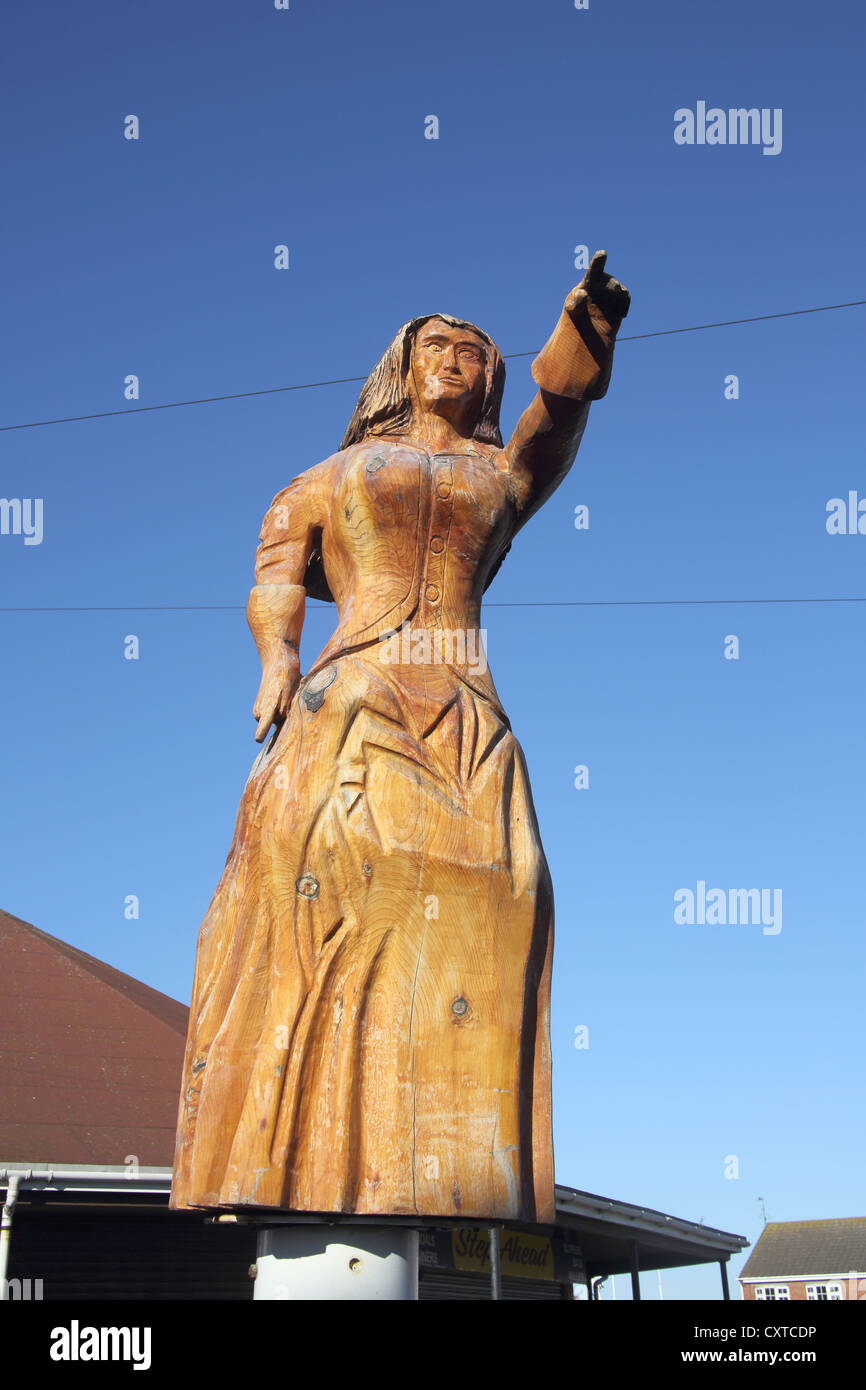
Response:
[[503, 251, 630, 527], [248, 468, 326, 742]]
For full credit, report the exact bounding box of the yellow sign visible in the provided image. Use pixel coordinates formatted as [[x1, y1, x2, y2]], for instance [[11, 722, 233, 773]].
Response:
[[451, 1229, 554, 1280]]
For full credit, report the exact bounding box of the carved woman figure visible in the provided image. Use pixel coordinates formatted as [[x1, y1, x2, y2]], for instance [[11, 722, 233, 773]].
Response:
[[170, 253, 630, 1223]]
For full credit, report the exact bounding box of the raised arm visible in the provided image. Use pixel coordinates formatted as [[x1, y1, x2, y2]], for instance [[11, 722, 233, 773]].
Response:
[[248, 473, 320, 742], [504, 251, 630, 527]]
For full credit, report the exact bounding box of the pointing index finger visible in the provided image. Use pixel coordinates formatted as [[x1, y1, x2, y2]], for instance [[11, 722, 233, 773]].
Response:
[[586, 249, 608, 290]]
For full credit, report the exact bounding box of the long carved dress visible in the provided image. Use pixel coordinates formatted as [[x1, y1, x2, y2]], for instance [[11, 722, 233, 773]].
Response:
[[170, 310, 600, 1224]]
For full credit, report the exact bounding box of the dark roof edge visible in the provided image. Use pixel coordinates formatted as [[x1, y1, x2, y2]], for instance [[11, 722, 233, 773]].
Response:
[[554, 1184, 747, 1250]]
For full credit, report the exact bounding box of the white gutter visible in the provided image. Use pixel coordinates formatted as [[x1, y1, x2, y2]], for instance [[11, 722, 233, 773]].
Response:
[[0, 1166, 172, 1195], [741, 1272, 863, 1284], [0, 1172, 22, 1298]]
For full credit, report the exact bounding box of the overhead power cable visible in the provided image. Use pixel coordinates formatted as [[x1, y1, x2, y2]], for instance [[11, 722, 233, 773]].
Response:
[[3, 596, 866, 614], [1, 298, 863, 434]]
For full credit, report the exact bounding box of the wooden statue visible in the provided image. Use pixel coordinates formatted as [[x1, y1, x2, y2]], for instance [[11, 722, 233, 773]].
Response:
[[170, 252, 630, 1223]]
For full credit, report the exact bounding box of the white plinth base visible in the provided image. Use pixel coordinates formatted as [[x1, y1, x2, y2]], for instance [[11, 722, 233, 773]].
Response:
[[253, 1225, 419, 1301]]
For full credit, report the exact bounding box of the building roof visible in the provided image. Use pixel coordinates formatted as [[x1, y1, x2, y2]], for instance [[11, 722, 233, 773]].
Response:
[[0, 909, 188, 1166], [739, 1218, 866, 1279], [555, 1186, 746, 1271]]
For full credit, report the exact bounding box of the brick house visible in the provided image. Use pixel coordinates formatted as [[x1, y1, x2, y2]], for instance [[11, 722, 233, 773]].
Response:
[[739, 1219, 866, 1301]]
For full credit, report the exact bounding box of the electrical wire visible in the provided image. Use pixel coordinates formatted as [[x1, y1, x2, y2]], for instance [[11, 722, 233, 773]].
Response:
[[2, 596, 865, 613], [1, 299, 863, 434]]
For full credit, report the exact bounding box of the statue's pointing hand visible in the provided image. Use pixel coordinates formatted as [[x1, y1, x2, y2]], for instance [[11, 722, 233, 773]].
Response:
[[565, 250, 631, 338], [532, 249, 631, 401]]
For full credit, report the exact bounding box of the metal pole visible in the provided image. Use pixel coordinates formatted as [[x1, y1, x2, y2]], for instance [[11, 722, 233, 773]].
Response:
[[720, 1259, 731, 1301], [253, 1224, 418, 1300], [489, 1226, 501, 1301], [630, 1241, 641, 1301]]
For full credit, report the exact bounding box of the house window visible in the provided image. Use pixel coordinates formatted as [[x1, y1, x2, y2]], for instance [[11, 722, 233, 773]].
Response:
[[805, 1283, 843, 1300], [755, 1284, 789, 1300]]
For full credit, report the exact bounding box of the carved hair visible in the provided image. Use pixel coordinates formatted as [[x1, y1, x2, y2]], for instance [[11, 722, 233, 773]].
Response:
[[339, 314, 506, 450]]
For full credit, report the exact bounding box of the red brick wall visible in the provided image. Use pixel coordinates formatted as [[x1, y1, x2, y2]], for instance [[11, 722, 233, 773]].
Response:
[[742, 1277, 860, 1301]]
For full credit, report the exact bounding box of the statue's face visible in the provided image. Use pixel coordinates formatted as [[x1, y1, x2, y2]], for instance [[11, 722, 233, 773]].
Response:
[[410, 318, 487, 428]]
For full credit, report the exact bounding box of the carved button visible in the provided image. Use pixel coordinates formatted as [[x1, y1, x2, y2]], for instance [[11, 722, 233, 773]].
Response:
[[430, 536, 444, 554], [425, 584, 440, 603], [451, 997, 469, 1017], [365, 455, 387, 474], [296, 873, 320, 900], [437, 482, 451, 499]]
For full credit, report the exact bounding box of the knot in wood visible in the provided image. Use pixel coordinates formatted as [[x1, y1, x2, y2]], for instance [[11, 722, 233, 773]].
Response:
[[302, 664, 337, 713]]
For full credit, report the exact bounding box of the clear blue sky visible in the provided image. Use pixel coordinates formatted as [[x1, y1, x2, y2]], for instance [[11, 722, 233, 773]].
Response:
[[2, 0, 864, 1299]]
